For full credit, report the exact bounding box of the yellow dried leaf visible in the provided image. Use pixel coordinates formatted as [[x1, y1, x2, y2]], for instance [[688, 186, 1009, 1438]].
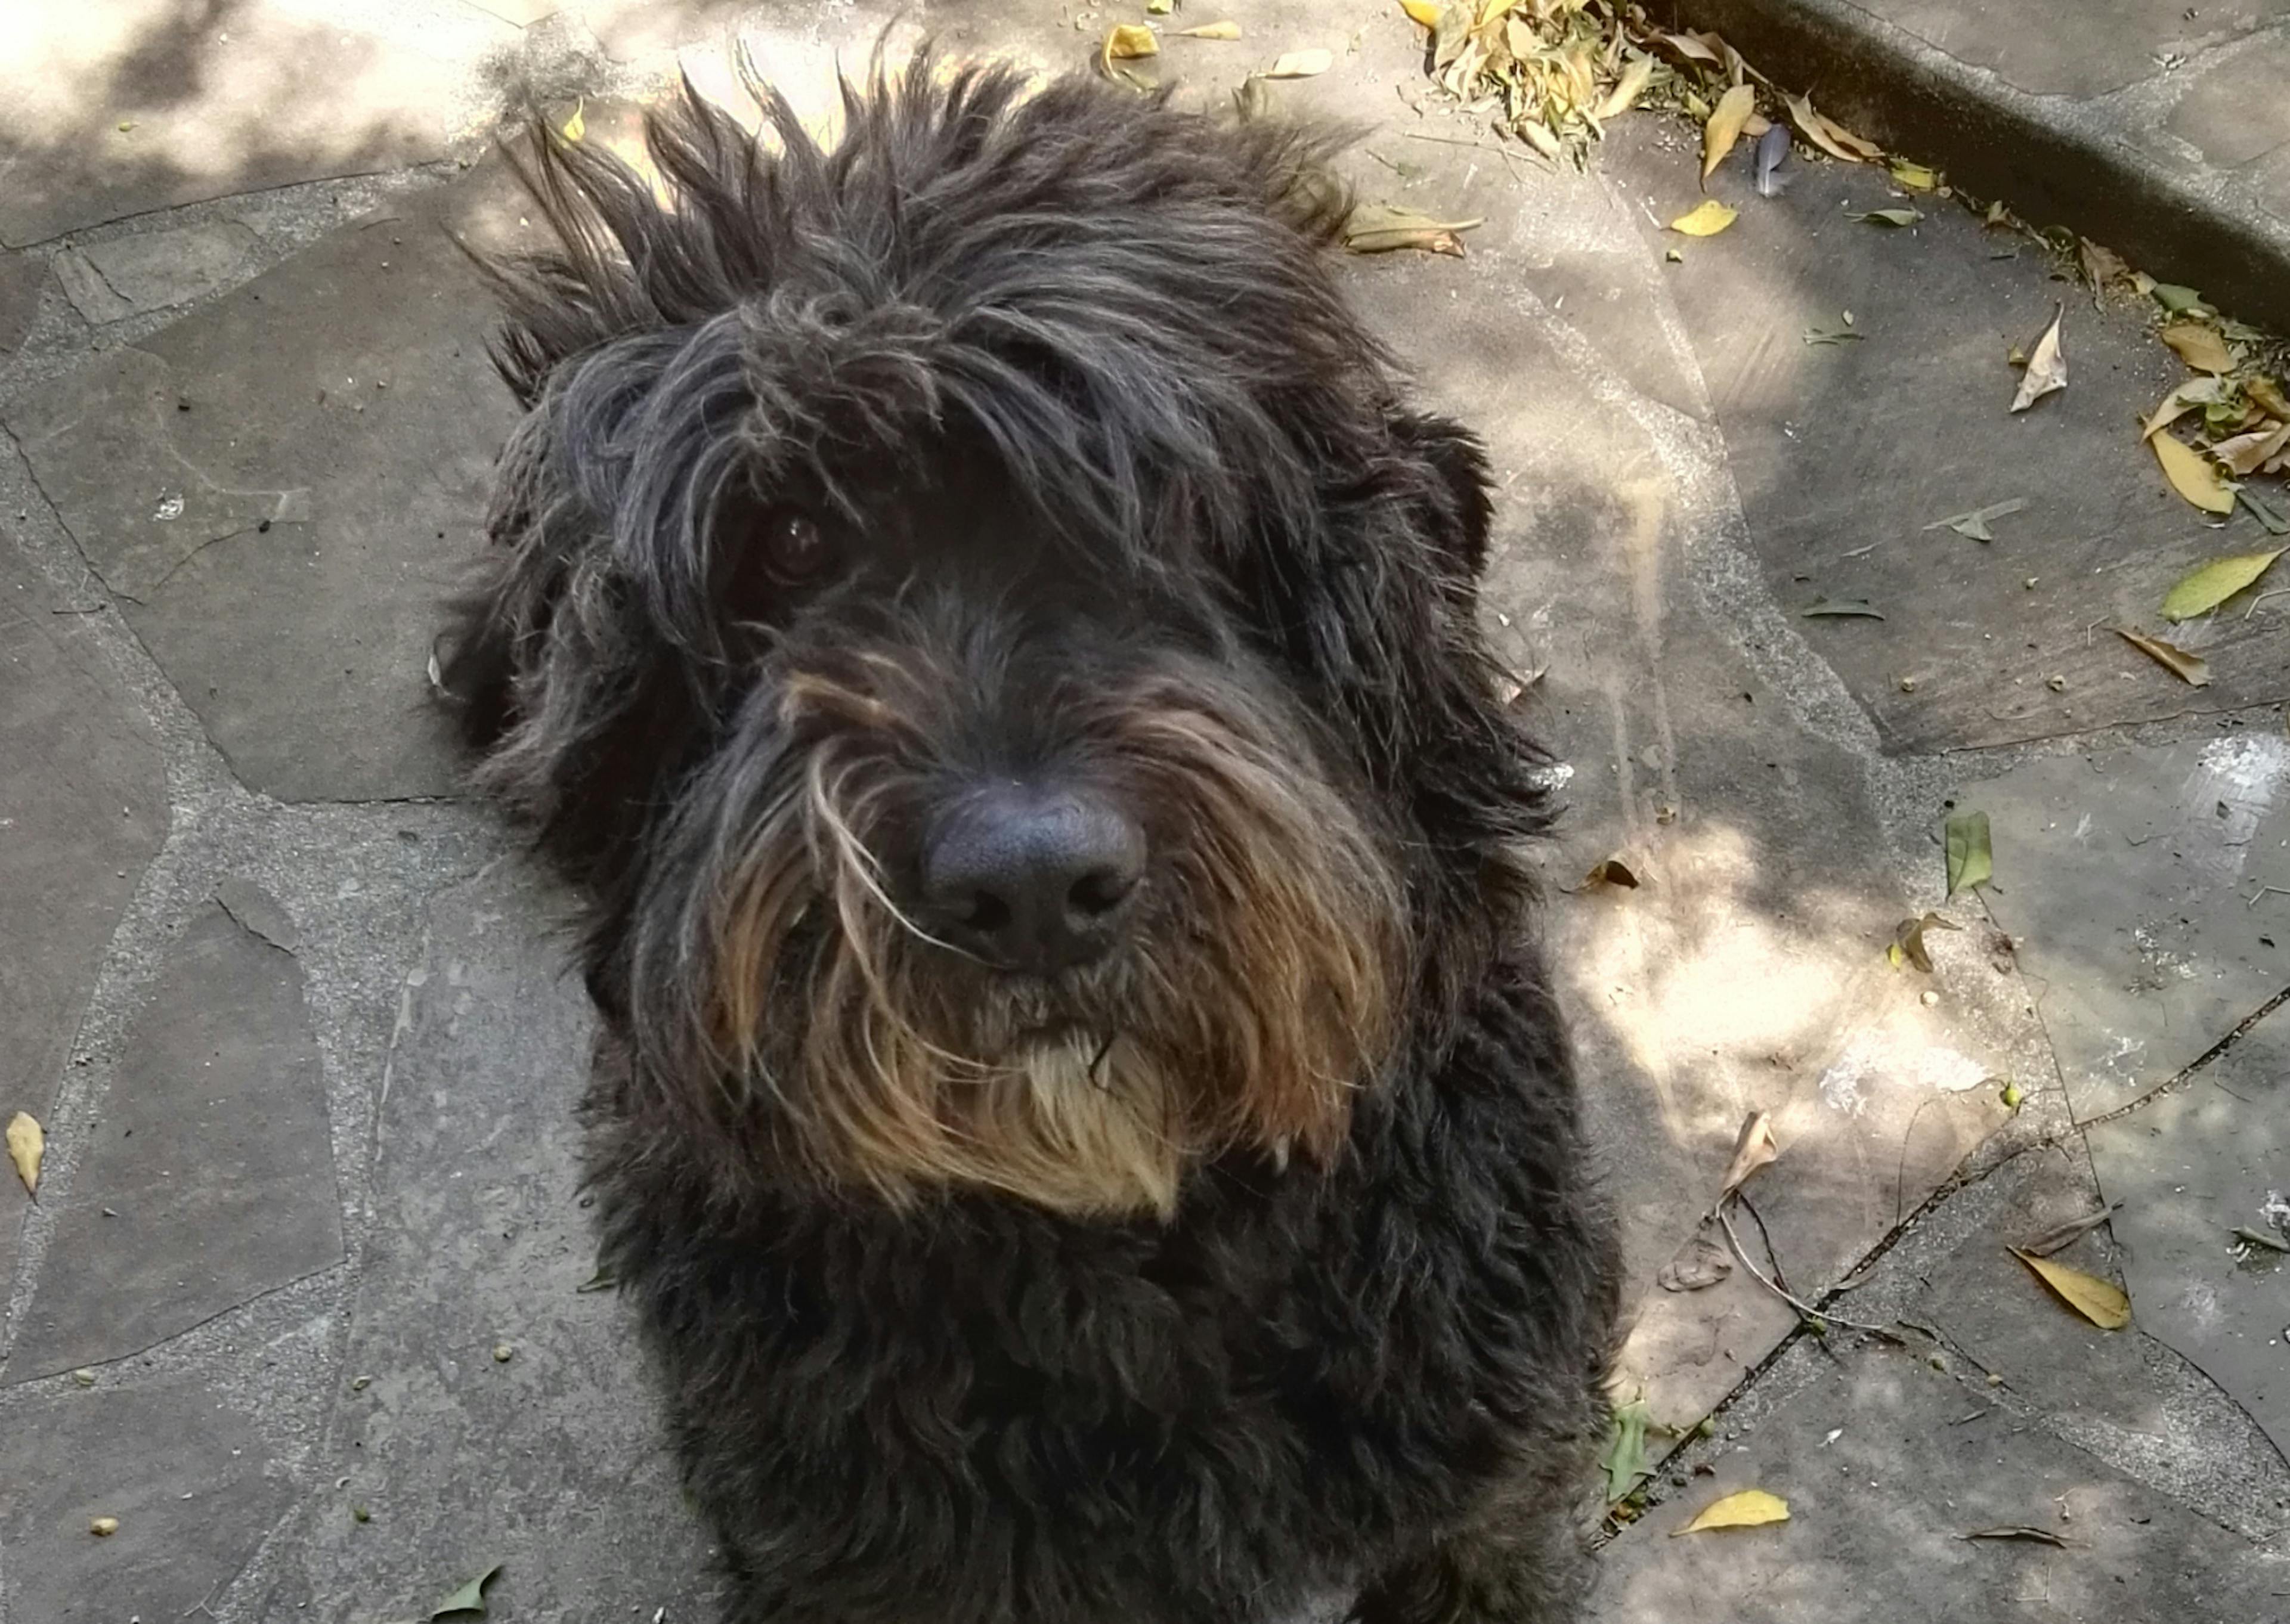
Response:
[[1398, 0, 1442, 25], [1264, 48, 1333, 78], [1785, 93, 1883, 162], [1889, 159, 1938, 190], [2161, 321, 2233, 374], [1669, 199, 1738, 237], [1177, 20, 1242, 39], [1581, 857, 1641, 890], [2211, 422, 2290, 475], [2152, 433, 2236, 515], [5, 1112, 39, 1196], [2110, 627, 2211, 687], [1474, 0, 1517, 24], [561, 100, 585, 142], [1344, 203, 1483, 256], [1592, 53, 1655, 120], [2247, 374, 2290, 420], [1104, 23, 1160, 59], [2161, 548, 2285, 619], [1676, 1489, 1790, 1535], [1701, 83, 1756, 188], [1516, 119, 1562, 160], [2010, 1248, 2130, 1329], [1716, 1111, 1779, 1204], [2010, 306, 2066, 412]]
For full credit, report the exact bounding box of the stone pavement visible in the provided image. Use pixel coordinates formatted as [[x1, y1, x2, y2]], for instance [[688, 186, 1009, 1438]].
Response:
[[1671, 0, 2290, 335], [1, 4, 2285, 1622]]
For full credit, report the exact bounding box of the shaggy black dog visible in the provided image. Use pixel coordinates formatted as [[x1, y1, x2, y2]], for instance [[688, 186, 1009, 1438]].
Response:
[[445, 48, 1620, 1624]]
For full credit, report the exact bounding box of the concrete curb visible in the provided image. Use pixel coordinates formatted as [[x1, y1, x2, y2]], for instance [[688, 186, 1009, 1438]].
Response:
[[1665, 0, 2290, 333]]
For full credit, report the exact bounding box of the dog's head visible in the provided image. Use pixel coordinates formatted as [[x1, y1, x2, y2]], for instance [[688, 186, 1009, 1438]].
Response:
[[453, 52, 1549, 1219]]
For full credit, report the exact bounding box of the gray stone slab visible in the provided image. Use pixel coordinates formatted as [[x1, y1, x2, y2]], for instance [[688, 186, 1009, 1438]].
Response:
[[1599, 117, 2290, 754], [1877, 0, 2258, 98], [2167, 33, 2290, 171], [253, 860, 715, 1622], [0, 252, 43, 354], [1962, 727, 2290, 1114], [1, 178, 527, 801], [51, 220, 258, 324], [1589, 1333, 2286, 1623], [7, 899, 342, 1380], [1910, 1145, 2168, 1438], [1333, 150, 2032, 1428], [0, 1372, 290, 1623], [0, 0, 470, 247], [2089, 1009, 2290, 1459], [0, 546, 167, 1313], [582, 0, 765, 62]]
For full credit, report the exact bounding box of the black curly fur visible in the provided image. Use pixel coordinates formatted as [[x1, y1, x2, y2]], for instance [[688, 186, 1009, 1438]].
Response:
[[447, 46, 1620, 1624]]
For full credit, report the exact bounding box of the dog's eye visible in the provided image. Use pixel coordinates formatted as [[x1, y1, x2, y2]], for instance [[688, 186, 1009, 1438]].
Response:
[[760, 510, 834, 585]]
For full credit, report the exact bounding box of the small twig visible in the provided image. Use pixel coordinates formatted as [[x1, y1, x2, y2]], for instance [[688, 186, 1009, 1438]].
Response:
[[2244, 587, 2290, 620], [2245, 884, 2290, 909], [1715, 1202, 1898, 1335]]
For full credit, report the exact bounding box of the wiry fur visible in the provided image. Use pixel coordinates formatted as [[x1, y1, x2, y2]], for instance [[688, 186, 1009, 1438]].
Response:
[[447, 46, 1619, 1624]]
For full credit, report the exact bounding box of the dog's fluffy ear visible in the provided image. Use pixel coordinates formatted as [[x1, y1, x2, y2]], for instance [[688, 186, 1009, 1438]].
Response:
[[1388, 409, 1494, 582]]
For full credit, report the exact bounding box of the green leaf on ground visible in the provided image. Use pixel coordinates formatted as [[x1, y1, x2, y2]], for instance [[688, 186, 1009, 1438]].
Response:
[[1923, 497, 2026, 541], [2161, 549, 2284, 619], [431, 1564, 502, 1620], [1944, 810, 1992, 897], [1598, 1397, 1654, 1503], [2241, 488, 2290, 536], [2149, 282, 2208, 315]]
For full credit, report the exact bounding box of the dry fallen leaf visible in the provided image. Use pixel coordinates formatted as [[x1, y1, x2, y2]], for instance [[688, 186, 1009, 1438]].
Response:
[[1669, 199, 1738, 237], [2017, 1202, 2121, 1257], [1923, 497, 2027, 541], [1581, 857, 1641, 890], [1658, 1229, 1734, 1292], [1890, 910, 1961, 973], [1701, 83, 1756, 187], [1853, 207, 1923, 227], [2161, 321, 2233, 374], [2010, 306, 2066, 412], [2161, 548, 2284, 619], [1344, 203, 1483, 256], [1784, 93, 1882, 162], [560, 100, 584, 143], [2010, 1248, 2130, 1329], [1716, 1111, 1779, 1204], [2078, 238, 2127, 299], [1516, 119, 1563, 161], [1104, 23, 1160, 59], [1177, 20, 1242, 39], [1676, 1489, 1790, 1535], [2111, 627, 2211, 687], [1399, 0, 1442, 24], [5, 1112, 40, 1196], [2210, 422, 2290, 476], [432, 1563, 504, 1620], [1963, 1526, 2070, 1547], [1889, 159, 1938, 190], [2152, 433, 2238, 515], [2246, 374, 2290, 420], [1263, 48, 1333, 78], [1593, 54, 1655, 120]]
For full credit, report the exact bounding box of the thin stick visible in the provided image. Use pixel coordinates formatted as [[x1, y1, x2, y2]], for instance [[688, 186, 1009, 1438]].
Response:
[[1716, 1202, 1898, 1335]]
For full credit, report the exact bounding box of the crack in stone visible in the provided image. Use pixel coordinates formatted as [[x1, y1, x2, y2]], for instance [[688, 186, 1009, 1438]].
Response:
[[2079, 980, 2290, 1130]]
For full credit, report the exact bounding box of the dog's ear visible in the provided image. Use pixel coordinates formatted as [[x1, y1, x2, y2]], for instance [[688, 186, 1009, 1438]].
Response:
[[1388, 408, 1493, 582]]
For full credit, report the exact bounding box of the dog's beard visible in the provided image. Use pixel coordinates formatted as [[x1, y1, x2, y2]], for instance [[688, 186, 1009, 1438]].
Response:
[[645, 650, 1406, 1220]]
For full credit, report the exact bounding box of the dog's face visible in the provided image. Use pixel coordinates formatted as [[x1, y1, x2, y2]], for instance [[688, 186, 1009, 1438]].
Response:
[[457, 57, 1548, 1219]]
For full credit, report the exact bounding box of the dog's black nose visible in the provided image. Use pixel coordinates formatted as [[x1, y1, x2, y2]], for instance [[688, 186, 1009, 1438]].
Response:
[[920, 785, 1146, 972]]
